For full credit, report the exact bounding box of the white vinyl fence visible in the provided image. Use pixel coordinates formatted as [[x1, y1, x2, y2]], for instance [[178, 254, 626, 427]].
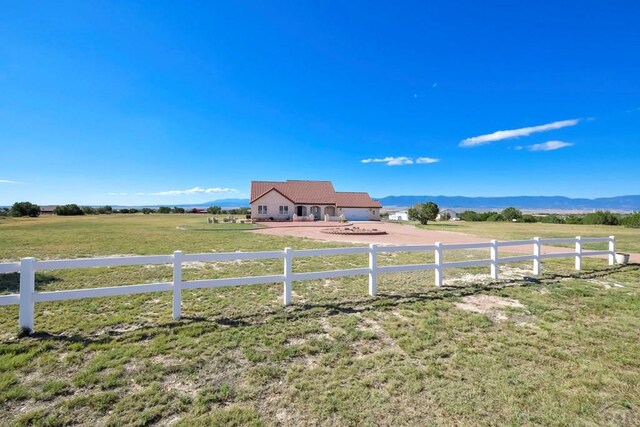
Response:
[[0, 236, 616, 333]]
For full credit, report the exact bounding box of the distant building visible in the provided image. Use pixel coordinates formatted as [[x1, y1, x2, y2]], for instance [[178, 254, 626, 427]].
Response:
[[437, 208, 459, 221], [388, 210, 409, 221], [40, 205, 57, 215], [250, 180, 381, 221]]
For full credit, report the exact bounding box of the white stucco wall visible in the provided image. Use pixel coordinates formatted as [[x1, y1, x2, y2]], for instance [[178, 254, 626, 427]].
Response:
[[251, 190, 294, 220], [337, 207, 380, 221]]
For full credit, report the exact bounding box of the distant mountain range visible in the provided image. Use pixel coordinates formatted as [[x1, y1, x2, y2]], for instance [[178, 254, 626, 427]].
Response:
[[377, 195, 640, 211], [189, 195, 640, 212]]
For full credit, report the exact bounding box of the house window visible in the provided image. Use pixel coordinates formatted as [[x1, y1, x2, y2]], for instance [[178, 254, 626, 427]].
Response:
[[279, 206, 289, 214], [258, 205, 267, 215]]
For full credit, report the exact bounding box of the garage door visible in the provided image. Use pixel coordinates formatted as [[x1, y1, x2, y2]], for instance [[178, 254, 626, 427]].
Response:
[[341, 208, 369, 221]]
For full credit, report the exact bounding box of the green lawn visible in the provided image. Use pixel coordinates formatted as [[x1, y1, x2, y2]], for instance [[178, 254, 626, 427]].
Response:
[[1, 215, 639, 426], [417, 220, 640, 253]]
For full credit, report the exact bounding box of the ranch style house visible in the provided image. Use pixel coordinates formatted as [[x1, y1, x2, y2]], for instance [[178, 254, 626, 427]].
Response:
[[250, 180, 381, 221]]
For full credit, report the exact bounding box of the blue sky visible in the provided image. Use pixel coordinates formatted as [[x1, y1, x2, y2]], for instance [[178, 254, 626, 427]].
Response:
[[1, 1, 639, 205]]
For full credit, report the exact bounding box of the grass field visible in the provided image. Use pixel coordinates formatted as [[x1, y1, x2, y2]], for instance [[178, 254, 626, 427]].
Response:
[[1, 215, 639, 426]]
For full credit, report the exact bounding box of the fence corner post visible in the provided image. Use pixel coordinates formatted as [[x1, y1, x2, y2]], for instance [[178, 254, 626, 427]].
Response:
[[434, 242, 443, 287], [172, 250, 183, 320], [19, 257, 36, 334], [608, 236, 616, 265], [368, 244, 377, 296], [283, 248, 292, 306], [490, 240, 499, 280], [533, 237, 541, 276], [575, 236, 582, 271]]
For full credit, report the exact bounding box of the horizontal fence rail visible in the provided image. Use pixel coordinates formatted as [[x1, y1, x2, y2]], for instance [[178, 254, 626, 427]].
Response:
[[0, 236, 618, 333]]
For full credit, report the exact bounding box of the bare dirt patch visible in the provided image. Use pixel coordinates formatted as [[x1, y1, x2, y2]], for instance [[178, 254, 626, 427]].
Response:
[[455, 295, 531, 324]]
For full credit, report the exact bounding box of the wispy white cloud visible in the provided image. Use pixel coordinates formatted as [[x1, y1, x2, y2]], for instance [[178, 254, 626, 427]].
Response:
[[460, 119, 580, 147], [361, 156, 439, 166], [526, 140, 574, 152], [415, 157, 440, 164], [107, 187, 238, 197], [0, 179, 21, 184]]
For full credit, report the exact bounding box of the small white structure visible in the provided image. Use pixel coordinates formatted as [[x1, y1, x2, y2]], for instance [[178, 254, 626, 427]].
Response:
[[437, 208, 459, 221], [389, 210, 409, 221]]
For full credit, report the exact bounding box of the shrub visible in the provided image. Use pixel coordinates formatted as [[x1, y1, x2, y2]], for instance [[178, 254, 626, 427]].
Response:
[[522, 214, 538, 223], [439, 212, 451, 221], [82, 206, 97, 215], [408, 202, 439, 225], [173, 207, 186, 214], [565, 215, 583, 225], [129, 208, 139, 214], [54, 204, 84, 216], [486, 213, 504, 222], [582, 210, 620, 226], [118, 208, 130, 214], [540, 214, 565, 224], [459, 210, 480, 221], [501, 207, 523, 222], [207, 206, 222, 215], [142, 208, 155, 214], [0, 207, 9, 217], [97, 206, 113, 214], [10, 202, 41, 217], [158, 206, 171, 214], [622, 212, 640, 228]]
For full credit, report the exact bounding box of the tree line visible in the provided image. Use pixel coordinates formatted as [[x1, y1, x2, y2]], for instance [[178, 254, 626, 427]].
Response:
[[1, 202, 250, 217], [406, 202, 640, 228]]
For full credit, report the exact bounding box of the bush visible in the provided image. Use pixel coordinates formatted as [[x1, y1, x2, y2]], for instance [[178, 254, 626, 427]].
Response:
[[82, 206, 97, 215], [158, 206, 171, 214], [97, 206, 113, 214], [173, 207, 186, 214], [582, 210, 620, 226], [501, 207, 523, 222], [522, 214, 538, 223], [129, 208, 139, 214], [459, 210, 480, 221], [0, 207, 9, 217], [54, 204, 84, 216], [118, 208, 130, 214], [622, 212, 640, 228], [207, 206, 222, 215], [408, 202, 439, 225], [10, 202, 41, 217], [565, 215, 583, 225], [142, 208, 155, 214], [486, 213, 504, 222], [540, 214, 565, 224]]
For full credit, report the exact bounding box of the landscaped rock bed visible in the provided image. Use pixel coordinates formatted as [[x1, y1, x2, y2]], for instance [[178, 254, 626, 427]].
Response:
[[321, 226, 387, 235]]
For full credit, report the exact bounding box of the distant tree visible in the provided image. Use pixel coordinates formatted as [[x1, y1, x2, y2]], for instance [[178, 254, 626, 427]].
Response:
[[142, 208, 155, 214], [172, 207, 185, 214], [521, 214, 538, 223], [501, 207, 523, 222], [118, 208, 130, 214], [0, 207, 9, 217], [439, 212, 451, 221], [158, 206, 171, 214], [190, 208, 199, 214], [129, 208, 139, 214], [97, 205, 113, 214], [622, 212, 640, 228], [82, 206, 97, 215], [54, 204, 84, 216], [207, 206, 222, 215], [582, 211, 620, 226], [10, 202, 41, 217], [408, 202, 439, 225], [540, 214, 565, 224], [564, 215, 583, 225], [486, 213, 505, 222], [459, 210, 480, 221]]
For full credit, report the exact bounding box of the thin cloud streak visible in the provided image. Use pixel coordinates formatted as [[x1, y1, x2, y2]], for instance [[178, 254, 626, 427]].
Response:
[[0, 179, 21, 184], [361, 156, 440, 166], [460, 119, 580, 147], [108, 187, 238, 197], [527, 141, 574, 152]]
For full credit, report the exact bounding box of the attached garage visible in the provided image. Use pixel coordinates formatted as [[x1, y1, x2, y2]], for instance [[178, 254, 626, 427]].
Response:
[[340, 207, 371, 221]]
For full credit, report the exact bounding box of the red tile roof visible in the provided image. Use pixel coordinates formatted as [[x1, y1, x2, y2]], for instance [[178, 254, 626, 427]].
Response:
[[250, 180, 380, 208]]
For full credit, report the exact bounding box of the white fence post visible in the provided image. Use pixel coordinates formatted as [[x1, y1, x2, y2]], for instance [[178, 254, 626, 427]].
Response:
[[368, 244, 377, 296], [434, 242, 443, 287], [533, 237, 541, 275], [283, 248, 292, 305], [172, 250, 183, 320], [19, 257, 36, 333], [490, 240, 499, 280], [575, 236, 582, 271], [608, 236, 616, 265]]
